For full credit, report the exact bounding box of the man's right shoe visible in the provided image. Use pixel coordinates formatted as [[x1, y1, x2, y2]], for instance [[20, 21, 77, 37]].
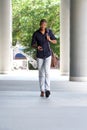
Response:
[[40, 91, 44, 97], [45, 90, 50, 98]]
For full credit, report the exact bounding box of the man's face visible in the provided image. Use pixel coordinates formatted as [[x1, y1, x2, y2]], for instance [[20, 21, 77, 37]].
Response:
[[40, 22, 47, 30]]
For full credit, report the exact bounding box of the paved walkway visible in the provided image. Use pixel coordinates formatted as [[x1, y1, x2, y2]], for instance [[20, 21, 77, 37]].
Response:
[[0, 70, 87, 130], [0, 90, 87, 130]]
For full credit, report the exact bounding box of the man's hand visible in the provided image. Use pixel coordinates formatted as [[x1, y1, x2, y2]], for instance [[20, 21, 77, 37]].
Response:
[[37, 46, 43, 51], [46, 34, 57, 44], [46, 34, 51, 42]]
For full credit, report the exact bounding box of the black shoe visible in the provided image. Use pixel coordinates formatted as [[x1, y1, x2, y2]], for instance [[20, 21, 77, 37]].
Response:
[[45, 90, 50, 98]]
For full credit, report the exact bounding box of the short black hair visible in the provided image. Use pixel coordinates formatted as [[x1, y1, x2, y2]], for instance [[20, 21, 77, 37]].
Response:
[[40, 19, 47, 25]]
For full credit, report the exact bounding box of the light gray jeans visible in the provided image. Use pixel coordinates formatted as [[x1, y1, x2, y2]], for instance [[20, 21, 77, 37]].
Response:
[[37, 56, 51, 92]]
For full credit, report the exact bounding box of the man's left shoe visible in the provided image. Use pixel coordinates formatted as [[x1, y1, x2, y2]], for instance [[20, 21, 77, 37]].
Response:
[[45, 90, 51, 98]]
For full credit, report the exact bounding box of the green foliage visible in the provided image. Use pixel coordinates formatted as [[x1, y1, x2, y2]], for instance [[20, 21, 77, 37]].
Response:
[[12, 0, 60, 57]]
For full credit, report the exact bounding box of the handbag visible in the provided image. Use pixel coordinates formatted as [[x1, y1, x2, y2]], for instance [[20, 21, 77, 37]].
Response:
[[51, 50, 58, 68]]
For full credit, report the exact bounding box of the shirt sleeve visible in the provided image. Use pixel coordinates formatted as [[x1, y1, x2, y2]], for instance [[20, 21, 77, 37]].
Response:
[[31, 32, 37, 46], [49, 29, 56, 40]]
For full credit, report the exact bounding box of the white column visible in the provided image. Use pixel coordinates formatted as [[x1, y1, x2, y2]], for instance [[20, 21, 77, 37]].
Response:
[[60, 0, 70, 75], [70, 0, 87, 81], [0, 0, 12, 73]]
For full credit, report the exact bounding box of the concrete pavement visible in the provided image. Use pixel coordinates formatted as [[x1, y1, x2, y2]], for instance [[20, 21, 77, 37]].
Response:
[[0, 70, 87, 130], [0, 89, 87, 130]]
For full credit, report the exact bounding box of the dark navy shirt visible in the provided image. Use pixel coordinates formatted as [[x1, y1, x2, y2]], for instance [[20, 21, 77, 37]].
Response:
[[31, 29, 56, 58]]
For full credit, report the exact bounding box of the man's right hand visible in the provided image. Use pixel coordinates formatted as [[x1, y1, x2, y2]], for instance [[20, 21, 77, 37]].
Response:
[[37, 46, 43, 51]]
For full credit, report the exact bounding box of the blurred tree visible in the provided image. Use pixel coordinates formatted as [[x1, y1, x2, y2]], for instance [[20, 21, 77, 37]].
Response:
[[12, 0, 60, 57]]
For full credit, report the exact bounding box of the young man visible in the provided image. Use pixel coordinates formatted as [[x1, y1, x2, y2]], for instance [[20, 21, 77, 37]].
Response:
[[31, 19, 57, 98]]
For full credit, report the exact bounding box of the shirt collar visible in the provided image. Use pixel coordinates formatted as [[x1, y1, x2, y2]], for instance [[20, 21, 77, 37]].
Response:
[[38, 28, 47, 34]]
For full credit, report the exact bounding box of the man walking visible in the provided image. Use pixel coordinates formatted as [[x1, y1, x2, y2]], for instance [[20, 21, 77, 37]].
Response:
[[31, 19, 57, 98]]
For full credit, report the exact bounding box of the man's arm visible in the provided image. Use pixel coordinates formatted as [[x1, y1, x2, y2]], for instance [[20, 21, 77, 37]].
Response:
[[46, 29, 57, 44], [31, 32, 38, 49], [32, 44, 37, 49], [47, 35, 57, 44], [32, 45, 43, 51]]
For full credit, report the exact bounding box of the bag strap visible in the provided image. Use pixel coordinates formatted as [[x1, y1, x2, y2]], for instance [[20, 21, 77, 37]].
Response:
[[46, 29, 52, 52]]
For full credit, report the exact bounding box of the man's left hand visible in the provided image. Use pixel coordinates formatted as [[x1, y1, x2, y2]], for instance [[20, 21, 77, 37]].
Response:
[[46, 35, 51, 42]]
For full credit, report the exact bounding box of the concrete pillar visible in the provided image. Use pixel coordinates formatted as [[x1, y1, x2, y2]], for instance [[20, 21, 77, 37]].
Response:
[[60, 0, 70, 75], [0, 0, 12, 73], [70, 0, 87, 81]]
